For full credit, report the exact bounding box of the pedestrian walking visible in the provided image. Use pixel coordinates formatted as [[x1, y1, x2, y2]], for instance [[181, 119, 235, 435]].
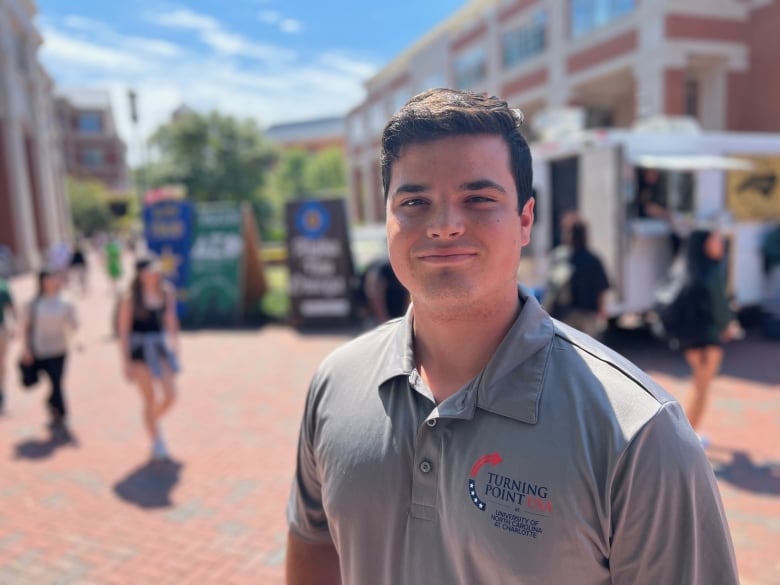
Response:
[[69, 237, 89, 295], [105, 236, 123, 294], [116, 255, 180, 461], [677, 228, 741, 445], [285, 88, 737, 585], [19, 268, 79, 429], [543, 218, 610, 337], [0, 275, 17, 412]]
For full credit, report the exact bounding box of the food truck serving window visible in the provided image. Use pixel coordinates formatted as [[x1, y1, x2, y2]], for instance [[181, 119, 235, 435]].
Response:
[[633, 167, 694, 218]]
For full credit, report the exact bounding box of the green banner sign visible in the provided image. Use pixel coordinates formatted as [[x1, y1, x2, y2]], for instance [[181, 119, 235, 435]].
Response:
[[185, 202, 244, 326]]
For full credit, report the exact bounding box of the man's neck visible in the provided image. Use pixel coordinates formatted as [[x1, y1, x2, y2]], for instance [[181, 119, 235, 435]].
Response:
[[412, 289, 520, 404]]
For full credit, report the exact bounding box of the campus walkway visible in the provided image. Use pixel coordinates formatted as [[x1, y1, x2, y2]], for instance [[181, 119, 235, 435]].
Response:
[[0, 263, 778, 584]]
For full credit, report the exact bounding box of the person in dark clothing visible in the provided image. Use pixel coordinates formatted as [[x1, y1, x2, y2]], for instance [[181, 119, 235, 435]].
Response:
[[69, 239, 89, 295], [362, 258, 409, 325], [544, 219, 610, 337], [678, 229, 741, 444]]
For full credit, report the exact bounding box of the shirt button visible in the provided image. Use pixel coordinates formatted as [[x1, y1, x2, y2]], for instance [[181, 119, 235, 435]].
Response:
[[419, 460, 432, 474], [426, 419, 437, 428]]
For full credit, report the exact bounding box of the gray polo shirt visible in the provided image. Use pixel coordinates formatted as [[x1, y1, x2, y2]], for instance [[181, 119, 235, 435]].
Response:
[[287, 288, 738, 584]]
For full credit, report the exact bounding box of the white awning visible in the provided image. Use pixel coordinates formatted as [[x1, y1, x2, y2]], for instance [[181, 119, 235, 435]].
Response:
[[634, 154, 756, 171]]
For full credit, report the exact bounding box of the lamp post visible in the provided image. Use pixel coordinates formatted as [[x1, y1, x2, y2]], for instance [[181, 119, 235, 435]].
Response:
[[128, 88, 143, 210]]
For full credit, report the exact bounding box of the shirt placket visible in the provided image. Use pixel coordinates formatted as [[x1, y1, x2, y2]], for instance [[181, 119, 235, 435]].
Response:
[[407, 369, 440, 521]]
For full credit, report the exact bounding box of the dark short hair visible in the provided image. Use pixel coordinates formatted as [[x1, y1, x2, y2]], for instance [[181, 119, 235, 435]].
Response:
[[380, 88, 533, 211], [134, 254, 159, 274], [570, 220, 588, 251]]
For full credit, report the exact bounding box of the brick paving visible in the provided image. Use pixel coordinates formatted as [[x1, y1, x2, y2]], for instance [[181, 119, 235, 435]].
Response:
[[1, 260, 778, 584]]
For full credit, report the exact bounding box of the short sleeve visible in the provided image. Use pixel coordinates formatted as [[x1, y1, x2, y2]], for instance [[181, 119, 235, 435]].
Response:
[[609, 402, 739, 584], [286, 371, 334, 544]]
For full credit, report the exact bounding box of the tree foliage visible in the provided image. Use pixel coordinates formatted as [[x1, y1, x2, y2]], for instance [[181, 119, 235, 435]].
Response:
[[67, 177, 115, 236], [272, 146, 347, 199], [143, 111, 278, 232]]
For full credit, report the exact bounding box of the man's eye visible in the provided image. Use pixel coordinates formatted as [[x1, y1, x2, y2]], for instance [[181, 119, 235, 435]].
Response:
[[401, 198, 427, 207], [467, 195, 495, 203]]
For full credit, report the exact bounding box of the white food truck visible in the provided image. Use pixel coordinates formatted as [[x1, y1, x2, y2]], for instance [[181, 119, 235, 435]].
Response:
[[523, 119, 780, 324]]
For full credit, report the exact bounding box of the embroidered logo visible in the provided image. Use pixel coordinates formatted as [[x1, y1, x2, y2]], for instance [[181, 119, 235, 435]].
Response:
[[467, 451, 553, 539]]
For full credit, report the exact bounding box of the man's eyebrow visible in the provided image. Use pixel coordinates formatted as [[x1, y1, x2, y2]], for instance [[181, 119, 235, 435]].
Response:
[[459, 179, 507, 193], [391, 183, 428, 197]]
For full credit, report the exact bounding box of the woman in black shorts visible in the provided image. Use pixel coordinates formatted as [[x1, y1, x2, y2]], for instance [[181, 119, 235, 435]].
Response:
[[678, 229, 740, 445], [117, 255, 180, 460]]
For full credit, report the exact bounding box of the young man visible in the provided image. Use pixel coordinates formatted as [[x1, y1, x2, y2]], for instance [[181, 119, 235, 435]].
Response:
[[286, 89, 738, 585]]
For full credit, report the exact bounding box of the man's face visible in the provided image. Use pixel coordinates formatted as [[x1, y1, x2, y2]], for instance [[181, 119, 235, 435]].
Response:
[[386, 134, 534, 310]]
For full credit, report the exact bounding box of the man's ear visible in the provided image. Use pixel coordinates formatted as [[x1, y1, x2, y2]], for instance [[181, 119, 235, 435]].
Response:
[[520, 197, 535, 229]]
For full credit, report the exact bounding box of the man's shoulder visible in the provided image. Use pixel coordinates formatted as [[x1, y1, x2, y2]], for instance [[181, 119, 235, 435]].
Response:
[[548, 320, 675, 412], [317, 317, 405, 379]]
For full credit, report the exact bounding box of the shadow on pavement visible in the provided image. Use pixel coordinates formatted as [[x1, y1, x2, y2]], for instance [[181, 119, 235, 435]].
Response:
[[710, 448, 780, 496], [113, 459, 183, 509], [602, 326, 780, 386], [13, 425, 79, 460]]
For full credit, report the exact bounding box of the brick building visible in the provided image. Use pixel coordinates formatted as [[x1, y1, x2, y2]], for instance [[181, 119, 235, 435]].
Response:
[[346, 0, 780, 223], [55, 90, 129, 192], [0, 0, 71, 271]]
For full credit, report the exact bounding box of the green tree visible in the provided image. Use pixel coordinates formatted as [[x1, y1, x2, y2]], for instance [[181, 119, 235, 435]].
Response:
[[67, 177, 114, 235], [143, 110, 278, 232], [303, 147, 346, 196], [274, 148, 310, 199]]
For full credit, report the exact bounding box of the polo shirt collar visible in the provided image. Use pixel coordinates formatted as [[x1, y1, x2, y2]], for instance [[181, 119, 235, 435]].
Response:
[[377, 286, 554, 425]]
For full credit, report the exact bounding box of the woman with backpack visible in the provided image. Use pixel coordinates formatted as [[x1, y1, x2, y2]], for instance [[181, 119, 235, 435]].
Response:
[[679, 229, 741, 445], [116, 255, 180, 461], [20, 268, 79, 429]]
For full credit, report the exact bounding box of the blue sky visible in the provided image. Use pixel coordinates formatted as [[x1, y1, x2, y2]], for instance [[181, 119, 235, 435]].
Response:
[[36, 0, 466, 164]]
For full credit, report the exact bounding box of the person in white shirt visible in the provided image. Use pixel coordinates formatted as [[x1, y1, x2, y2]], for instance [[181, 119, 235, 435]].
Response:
[[20, 268, 79, 429]]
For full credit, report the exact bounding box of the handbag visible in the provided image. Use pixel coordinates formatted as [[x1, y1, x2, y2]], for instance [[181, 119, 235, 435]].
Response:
[[18, 299, 39, 389]]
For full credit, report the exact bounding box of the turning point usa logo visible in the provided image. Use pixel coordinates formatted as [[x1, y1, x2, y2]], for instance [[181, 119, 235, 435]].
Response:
[[468, 452, 553, 539]]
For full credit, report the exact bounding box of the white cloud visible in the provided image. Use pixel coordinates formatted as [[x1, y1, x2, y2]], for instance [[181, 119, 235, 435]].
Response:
[[38, 14, 379, 166], [280, 19, 302, 34], [147, 8, 217, 31], [60, 14, 182, 58], [257, 10, 302, 34], [41, 26, 148, 72], [257, 10, 281, 24], [147, 8, 294, 62]]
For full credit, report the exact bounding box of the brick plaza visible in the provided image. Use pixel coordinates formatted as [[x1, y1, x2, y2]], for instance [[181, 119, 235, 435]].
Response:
[[1, 266, 778, 584]]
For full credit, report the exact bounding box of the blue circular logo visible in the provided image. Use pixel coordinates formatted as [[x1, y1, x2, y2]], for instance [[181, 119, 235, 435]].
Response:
[[296, 201, 330, 239]]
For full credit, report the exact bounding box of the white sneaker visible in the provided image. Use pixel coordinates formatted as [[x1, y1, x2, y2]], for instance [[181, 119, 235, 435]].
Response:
[[152, 436, 169, 461]]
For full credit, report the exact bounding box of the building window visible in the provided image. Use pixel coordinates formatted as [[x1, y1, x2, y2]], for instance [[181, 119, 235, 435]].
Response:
[[369, 103, 386, 133], [348, 115, 366, 142], [82, 148, 105, 169], [392, 89, 409, 114], [77, 113, 103, 133], [584, 106, 613, 128], [454, 45, 487, 90], [13, 34, 28, 73], [502, 11, 547, 69], [684, 78, 699, 118], [570, 0, 635, 38]]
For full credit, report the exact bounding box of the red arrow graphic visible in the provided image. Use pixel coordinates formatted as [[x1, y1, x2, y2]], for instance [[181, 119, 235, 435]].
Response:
[[470, 452, 503, 477]]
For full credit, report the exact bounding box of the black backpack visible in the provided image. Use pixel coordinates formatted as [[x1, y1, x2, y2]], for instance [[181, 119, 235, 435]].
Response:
[[652, 276, 709, 345]]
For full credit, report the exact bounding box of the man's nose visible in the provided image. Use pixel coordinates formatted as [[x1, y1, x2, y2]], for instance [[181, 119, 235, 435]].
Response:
[[426, 203, 465, 239]]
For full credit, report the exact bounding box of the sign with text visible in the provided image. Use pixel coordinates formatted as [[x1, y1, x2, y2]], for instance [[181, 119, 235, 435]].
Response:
[[285, 199, 354, 327], [143, 200, 195, 316], [185, 202, 244, 326]]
